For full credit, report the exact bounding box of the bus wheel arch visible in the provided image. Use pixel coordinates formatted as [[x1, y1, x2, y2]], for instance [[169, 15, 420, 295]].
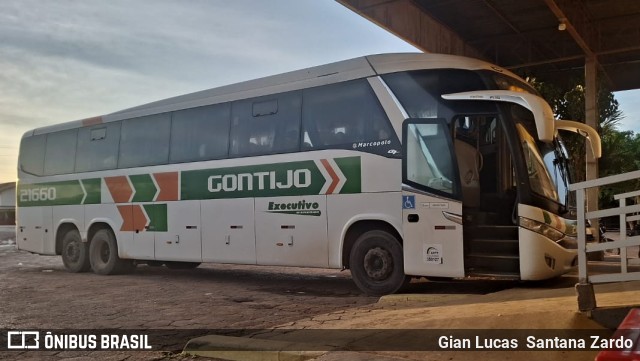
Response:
[[56, 223, 79, 255], [87, 223, 134, 275], [342, 220, 403, 269], [87, 222, 112, 248], [57, 223, 90, 273], [342, 220, 409, 295]]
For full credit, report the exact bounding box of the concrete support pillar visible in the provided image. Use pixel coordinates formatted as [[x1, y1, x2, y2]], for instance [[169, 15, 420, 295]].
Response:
[[576, 282, 597, 312], [585, 56, 599, 238]]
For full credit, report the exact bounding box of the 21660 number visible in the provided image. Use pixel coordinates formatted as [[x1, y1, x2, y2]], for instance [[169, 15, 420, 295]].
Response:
[[20, 187, 57, 202]]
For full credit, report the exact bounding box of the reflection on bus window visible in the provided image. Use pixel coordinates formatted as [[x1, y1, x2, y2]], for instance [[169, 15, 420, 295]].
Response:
[[302, 79, 395, 150], [515, 123, 559, 202], [406, 123, 454, 195]]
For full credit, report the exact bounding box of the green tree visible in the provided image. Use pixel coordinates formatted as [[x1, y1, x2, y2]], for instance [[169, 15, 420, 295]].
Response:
[[598, 130, 639, 208], [528, 77, 639, 208]]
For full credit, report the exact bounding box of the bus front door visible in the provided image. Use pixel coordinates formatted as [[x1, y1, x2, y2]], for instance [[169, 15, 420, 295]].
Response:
[[402, 192, 465, 278], [401, 119, 465, 278]]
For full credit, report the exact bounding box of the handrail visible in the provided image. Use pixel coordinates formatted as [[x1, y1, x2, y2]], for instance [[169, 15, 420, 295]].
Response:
[[614, 189, 640, 200], [572, 169, 640, 311], [569, 169, 640, 191]]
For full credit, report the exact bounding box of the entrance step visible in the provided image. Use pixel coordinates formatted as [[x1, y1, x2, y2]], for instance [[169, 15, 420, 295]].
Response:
[[467, 239, 519, 256], [467, 225, 518, 240], [465, 253, 520, 274]]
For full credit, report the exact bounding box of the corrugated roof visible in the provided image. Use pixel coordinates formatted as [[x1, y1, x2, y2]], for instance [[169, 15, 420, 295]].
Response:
[[339, 0, 640, 91]]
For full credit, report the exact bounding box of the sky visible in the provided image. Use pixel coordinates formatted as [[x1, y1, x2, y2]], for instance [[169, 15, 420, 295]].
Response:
[[0, 0, 638, 184]]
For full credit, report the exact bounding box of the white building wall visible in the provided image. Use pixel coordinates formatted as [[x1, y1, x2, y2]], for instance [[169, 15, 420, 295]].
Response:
[[0, 184, 16, 207], [0, 183, 16, 237]]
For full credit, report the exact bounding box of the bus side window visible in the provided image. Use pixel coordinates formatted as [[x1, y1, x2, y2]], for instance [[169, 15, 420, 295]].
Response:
[[229, 91, 301, 157], [76, 122, 121, 172], [302, 131, 313, 150], [118, 113, 171, 169], [19, 134, 46, 176], [44, 129, 78, 175], [170, 104, 231, 163], [301, 79, 398, 155]]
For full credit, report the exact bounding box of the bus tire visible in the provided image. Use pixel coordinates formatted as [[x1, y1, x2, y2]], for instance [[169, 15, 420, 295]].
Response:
[[349, 230, 409, 296], [165, 261, 201, 269], [61, 229, 91, 273], [89, 228, 133, 275]]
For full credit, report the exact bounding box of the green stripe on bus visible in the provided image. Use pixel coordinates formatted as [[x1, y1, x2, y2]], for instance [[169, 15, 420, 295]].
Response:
[[143, 204, 167, 232], [18, 179, 102, 207], [130, 174, 157, 202], [180, 160, 327, 200], [81, 178, 101, 204], [17, 157, 362, 207], [335, 157, 361, 194]]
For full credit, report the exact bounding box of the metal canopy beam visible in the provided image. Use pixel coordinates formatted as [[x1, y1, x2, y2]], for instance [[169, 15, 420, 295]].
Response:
[[336, 0, 640, 91], [543, 0, 596, 57], [542, 0, 615, 87], [337, 0, 483, 58]]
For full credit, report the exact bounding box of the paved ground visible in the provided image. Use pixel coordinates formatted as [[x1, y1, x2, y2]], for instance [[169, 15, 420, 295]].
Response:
[[1, 231, 638, 361], [185, 259, 640, 361], [0, 234, 518, 361], [0, 236, 376, 360]]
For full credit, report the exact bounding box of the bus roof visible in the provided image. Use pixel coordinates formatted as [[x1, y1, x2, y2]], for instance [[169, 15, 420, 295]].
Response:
[[25, 53, 523, 137]]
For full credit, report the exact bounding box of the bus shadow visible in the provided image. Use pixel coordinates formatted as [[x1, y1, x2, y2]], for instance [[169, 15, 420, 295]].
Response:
[[131, 264, 369, 298]]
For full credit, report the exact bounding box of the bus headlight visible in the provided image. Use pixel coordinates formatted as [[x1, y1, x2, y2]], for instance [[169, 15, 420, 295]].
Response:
[[519, 217, 564, 242]]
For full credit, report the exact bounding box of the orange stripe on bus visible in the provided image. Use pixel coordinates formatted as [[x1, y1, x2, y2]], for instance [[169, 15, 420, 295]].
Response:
[[117, 205, 147, 232], [132, 205, 148, 232], [81, 116, 103, 126], [320, 159, 340, 194], [105, 176, 133, 203], [117, 205, 133, 232], [154, 172, 179, 201]]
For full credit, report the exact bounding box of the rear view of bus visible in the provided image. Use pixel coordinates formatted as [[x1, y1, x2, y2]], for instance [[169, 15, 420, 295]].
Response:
[[15, 53, 600, 295]]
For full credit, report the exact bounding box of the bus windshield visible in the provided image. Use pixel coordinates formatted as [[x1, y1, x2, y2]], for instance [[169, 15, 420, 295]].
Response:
[[511, 106, 560, 204], [543, 137, 574, 210]]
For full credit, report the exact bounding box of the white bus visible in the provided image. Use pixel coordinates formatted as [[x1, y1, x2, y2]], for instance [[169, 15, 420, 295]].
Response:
[[16, 53, 601, 295]]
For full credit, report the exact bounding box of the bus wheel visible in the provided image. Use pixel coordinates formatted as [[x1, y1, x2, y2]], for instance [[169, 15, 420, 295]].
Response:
[[61, 229, 90, 273], [349, 230, 409, 296], [89, 229, 134, 275], [165, 261, 201, 270]]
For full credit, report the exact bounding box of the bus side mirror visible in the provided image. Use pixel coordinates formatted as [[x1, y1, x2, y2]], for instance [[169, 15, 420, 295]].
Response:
[[555, 120, 602, 159]]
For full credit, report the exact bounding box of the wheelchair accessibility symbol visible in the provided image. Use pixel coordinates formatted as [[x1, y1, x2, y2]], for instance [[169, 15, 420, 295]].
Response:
[[403, 195, 415, 209]]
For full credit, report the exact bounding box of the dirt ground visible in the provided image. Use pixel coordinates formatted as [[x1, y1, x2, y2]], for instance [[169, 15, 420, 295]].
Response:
[[0, 237, 377, 360], [2, 231, 637, 361]]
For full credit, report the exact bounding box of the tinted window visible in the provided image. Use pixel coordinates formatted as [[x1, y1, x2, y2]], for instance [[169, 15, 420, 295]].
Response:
[[119, 113, 171, 168], [515, 120, 559, 203], [382, 69, 494, 120], [44, 129, 78, 175], [19, 135, 46, 176], [230, 91, 301, 157], [485, 71, 538, 95], [75, 122, 121, 172], [302, 79, 398, 155], [170, 104, 231, 163], [404, 121, 458, 198]]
